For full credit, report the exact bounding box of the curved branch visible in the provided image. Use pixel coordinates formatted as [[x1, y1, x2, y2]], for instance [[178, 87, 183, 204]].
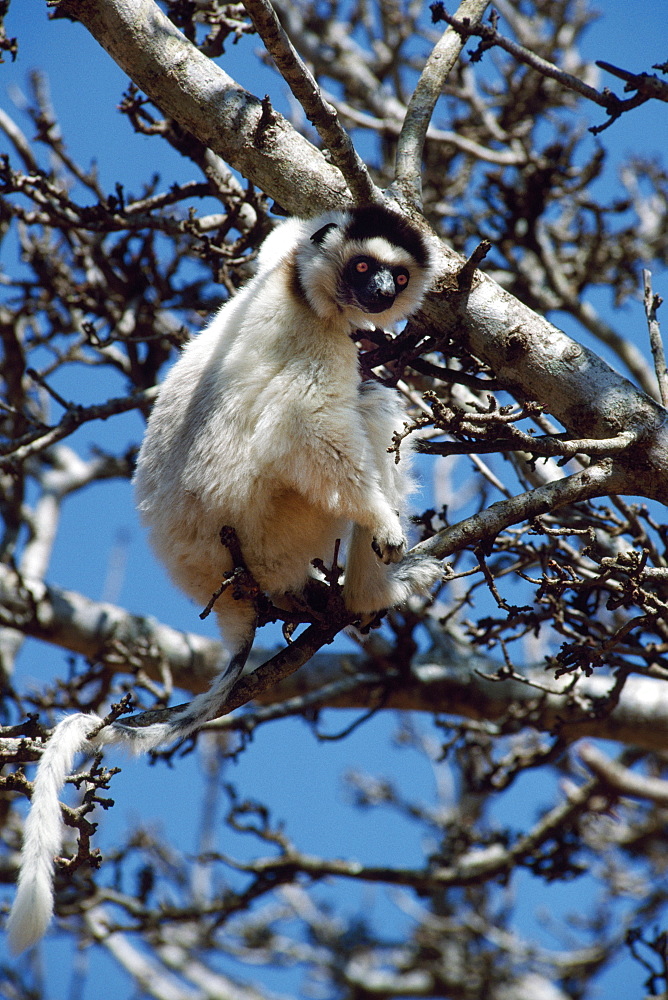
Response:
[[579, 743, 668, 806], [434, 6, 605, 104], [414, 462, 626, 561], [432, 8, 668, 135], [394, 0, 490, 207], [255, 654, 668, 753], [325, 94, 526, 166]]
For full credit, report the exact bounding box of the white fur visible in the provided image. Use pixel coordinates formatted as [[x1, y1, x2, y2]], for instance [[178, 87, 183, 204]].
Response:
[[7, 714, 103, 953], [8, 206, 441, 953]]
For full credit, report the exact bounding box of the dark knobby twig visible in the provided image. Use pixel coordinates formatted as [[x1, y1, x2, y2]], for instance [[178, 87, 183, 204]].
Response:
[[243, 0, 377, 204], [431, 4, 668, 134]]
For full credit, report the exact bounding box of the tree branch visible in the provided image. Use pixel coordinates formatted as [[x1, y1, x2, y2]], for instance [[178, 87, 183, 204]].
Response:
[[643, 268, 668, 408], [394, 0, 490, 207], [431, 5, 668, 133], [6, 564, 668, 753], [415, 254, 668, 505], [414, 462, 625, 561], [420, 428, 638, 460], [0, 562, 224, 691], [223, 773, 602, 891], [0, 387, 157, 471], [242, 0, 378, 204], [579, 743, 668, 807], [55, 0, 351, 215]]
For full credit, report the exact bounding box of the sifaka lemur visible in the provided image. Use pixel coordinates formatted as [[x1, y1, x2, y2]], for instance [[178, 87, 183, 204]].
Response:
[[8, 202, 442, 953]]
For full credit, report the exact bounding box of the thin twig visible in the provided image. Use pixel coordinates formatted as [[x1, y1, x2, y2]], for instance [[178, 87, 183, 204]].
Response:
[[204, 672, 388, 734], [643, 269, 668, 408], [219, 617, 352, 715], [431, 6, 660, 133], [394, 0, 490, 208], [242, 0, 378, 204], [420, 428, 638, 460]]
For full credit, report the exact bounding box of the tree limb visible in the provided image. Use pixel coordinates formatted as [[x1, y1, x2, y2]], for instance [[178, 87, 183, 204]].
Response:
[[55, 0, 351, 215], [0, 562, 224, 690], [394, 0, 490, 207], [242, 0, 379, 204], [643, 268, 668, 407], [0, 387, 157, 472], [414, 462, 626, 560], [6, 564, 668, 752], [431, 5, 668, 133], [415, 258, 668, 505], [579, 743, 668, 806], [223, 772, 602, 891]]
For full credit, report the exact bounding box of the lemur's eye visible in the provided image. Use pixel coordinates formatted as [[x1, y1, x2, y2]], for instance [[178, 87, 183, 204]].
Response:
[[355, 260, 369, 273], [395, 269, 409, 288]]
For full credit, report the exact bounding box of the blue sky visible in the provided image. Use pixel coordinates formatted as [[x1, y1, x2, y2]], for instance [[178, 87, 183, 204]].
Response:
[[1, 2, 668, 997]]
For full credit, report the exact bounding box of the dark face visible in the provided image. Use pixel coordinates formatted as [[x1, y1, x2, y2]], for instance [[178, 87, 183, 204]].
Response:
[[342, 255, 410, 314]]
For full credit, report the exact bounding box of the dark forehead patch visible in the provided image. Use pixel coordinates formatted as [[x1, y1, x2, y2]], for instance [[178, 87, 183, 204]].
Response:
[[343, 205, 430, 268]]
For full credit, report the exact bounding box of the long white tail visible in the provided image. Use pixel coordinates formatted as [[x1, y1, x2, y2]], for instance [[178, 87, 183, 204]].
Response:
[[7, 713, 103, 954], [7, 642, 251, 954]]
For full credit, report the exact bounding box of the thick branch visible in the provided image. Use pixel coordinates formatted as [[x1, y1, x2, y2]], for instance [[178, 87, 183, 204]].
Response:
[[55, 0, 351, 215], [250, 651, 668, 753], [0, 563, 224, 690], [416, 251, 668, 505], [5, 565, 668, 752]]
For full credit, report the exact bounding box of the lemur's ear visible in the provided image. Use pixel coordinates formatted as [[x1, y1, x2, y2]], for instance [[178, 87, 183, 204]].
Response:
[[310, 222, 339, 245]]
